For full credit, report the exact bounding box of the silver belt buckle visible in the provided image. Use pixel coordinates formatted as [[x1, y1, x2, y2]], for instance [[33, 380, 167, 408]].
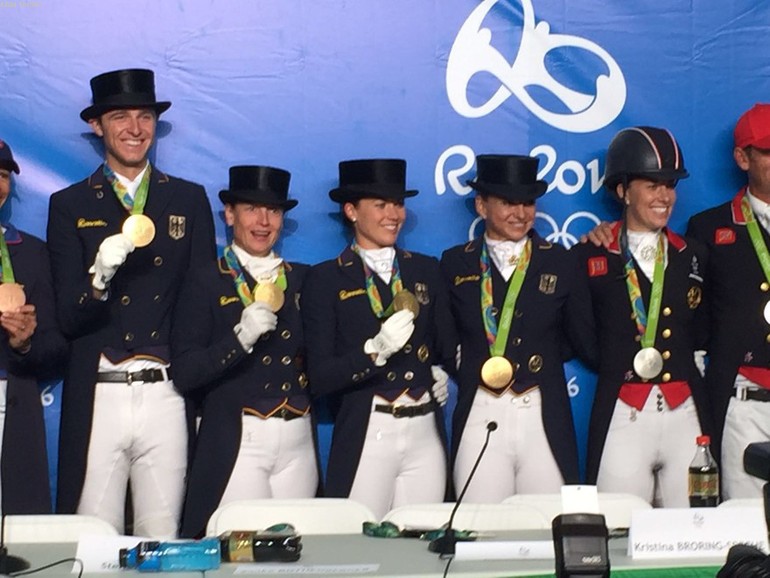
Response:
[[736, 386, 748, 401]]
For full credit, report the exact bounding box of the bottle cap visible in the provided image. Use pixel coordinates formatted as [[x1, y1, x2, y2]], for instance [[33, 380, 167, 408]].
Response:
[[696, 435, 711, 445]]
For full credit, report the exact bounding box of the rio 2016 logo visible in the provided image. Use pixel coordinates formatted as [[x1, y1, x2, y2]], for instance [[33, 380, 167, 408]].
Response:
[[446, 0, 626, 133], [435, 144, 604, 198]]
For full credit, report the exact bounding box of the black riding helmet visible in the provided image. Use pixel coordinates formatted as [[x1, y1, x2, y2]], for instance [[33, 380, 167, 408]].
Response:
[[604, 126, 689, 196]]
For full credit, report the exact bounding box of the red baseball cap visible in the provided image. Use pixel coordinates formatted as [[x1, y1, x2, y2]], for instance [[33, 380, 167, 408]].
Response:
[[734, 103, 770, 149]]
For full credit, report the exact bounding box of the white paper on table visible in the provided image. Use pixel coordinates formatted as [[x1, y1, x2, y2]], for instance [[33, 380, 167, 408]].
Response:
[[73, 534, 151, 573], [454, 540, 555, 560], [561, 485, 600, 515]]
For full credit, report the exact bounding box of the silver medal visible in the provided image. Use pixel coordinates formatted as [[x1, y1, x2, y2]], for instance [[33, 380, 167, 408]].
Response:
[[764, 301, 770, 325], [633, 347, 664, 379]]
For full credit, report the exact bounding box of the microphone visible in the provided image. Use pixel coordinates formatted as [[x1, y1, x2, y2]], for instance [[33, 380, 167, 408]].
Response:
[[0, 514, 30, 575], [429, 420, 498, 557]]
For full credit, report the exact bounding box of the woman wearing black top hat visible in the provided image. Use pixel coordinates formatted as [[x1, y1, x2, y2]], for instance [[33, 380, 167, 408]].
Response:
[[172, 166, 319, 538], [302, 159, 456, 519], [440, 154, 596, 502]]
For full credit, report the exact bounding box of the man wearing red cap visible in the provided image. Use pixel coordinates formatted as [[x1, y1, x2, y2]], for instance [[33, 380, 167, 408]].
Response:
[[47, 69, 216, 536], [687, 104, 770, 499]]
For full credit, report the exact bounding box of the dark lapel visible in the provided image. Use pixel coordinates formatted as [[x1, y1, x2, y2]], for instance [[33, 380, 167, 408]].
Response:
[[337, 245, 365, 286], [142, 166, 174, 220]]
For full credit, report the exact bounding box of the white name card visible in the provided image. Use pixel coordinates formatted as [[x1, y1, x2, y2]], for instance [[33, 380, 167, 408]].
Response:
[[74, 535, 151, 573], [455, 540, 554, 560], [629, 507, 768, 559]]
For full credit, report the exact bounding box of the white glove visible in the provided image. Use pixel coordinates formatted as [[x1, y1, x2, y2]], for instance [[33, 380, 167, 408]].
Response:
[[694, 350, 707, 378], [364, 309, 415, 367], [90, 234, 135, 290], [431, 365, 449, 406], [234, 301, 278, 352]]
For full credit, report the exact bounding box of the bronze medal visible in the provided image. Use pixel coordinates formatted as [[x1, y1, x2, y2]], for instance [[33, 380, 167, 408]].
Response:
[[481, 356, 514, 390], [0, 283, 26, 312], [633, 347, 664, 380], [392, 290, 420, 318], [122, 214, 156, 247], [253, 282, 285, 312]]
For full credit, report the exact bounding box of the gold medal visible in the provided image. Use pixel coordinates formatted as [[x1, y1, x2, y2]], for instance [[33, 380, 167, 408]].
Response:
[[253, 282, 285, 312], [122, 214, 156, 247], [633, 347, 664, 380], [0, 283, 26, 312], [392, 290, 420, 318], [481, 356, 514, 390]]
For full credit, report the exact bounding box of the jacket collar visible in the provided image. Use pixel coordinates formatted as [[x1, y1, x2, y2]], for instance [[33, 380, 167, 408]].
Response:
[[218, 254, 293, 275], [607, 220, 686, 254], [731, 187, 749, 225], [87, 163, 169, 190], [336, 244, 412, 268], [2, 223, 22, 245]]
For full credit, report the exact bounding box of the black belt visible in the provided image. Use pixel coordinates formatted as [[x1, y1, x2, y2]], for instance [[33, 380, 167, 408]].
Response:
[[97, 368, 170, 384], [374, 402, 433, 418], [734, 387, 770, 402]]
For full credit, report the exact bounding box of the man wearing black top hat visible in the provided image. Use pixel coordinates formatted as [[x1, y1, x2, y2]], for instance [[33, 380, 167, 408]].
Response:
[[0, 140, 66, 515], [46, 68, 215, 536], [440, 154, 596, 502], [172, 166, 318, 538], [302, 159, 456, 519]]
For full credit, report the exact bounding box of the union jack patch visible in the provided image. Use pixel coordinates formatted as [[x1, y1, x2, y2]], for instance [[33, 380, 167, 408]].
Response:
[[588, 256, 608, 277], [715, 228, 735, 245]]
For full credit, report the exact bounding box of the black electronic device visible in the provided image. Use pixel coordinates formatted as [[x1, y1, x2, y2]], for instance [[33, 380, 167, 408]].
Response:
[[552, 513, 610, 578], [743, 442, 770, 534], [744, 442, 770, 482], [718, 544, 770, 577], [428, 421, 497, 557], [0, 515, 30, 575]]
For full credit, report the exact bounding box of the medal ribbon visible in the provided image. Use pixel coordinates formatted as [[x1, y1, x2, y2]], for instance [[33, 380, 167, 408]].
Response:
[[103, 163, 151, 214], [0, 229, 15, 284], [223, 246, 287, 307], [621, 227, 665, 348], [740, 194, 770, 284], [480, 239, 531, 356], [351, 242, 404, 319]]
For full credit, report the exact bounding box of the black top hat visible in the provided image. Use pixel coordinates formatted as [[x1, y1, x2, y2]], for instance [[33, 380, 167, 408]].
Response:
[[0, 139, 19, 174], [219, 165, 298, 211], [328, 159, 418, 203], [467, 155, 547, 202], [80, 69, 172, 122]]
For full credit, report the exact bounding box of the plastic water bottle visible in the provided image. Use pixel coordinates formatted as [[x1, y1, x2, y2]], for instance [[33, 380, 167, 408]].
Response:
[[688, 434, 720, 507], [119, 538, 221, 572]]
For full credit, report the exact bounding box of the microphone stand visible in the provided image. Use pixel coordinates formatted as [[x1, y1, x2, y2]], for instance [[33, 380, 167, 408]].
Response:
[[0, 514, 30, 575], [429, 421, 498, 557]]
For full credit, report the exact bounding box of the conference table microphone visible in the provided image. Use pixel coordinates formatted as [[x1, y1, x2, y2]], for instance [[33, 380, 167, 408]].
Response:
[[429, 420, 498, 557]]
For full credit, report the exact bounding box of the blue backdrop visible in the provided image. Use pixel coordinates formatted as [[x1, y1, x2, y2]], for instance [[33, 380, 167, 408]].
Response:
[[1, 0, 766, 499]]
